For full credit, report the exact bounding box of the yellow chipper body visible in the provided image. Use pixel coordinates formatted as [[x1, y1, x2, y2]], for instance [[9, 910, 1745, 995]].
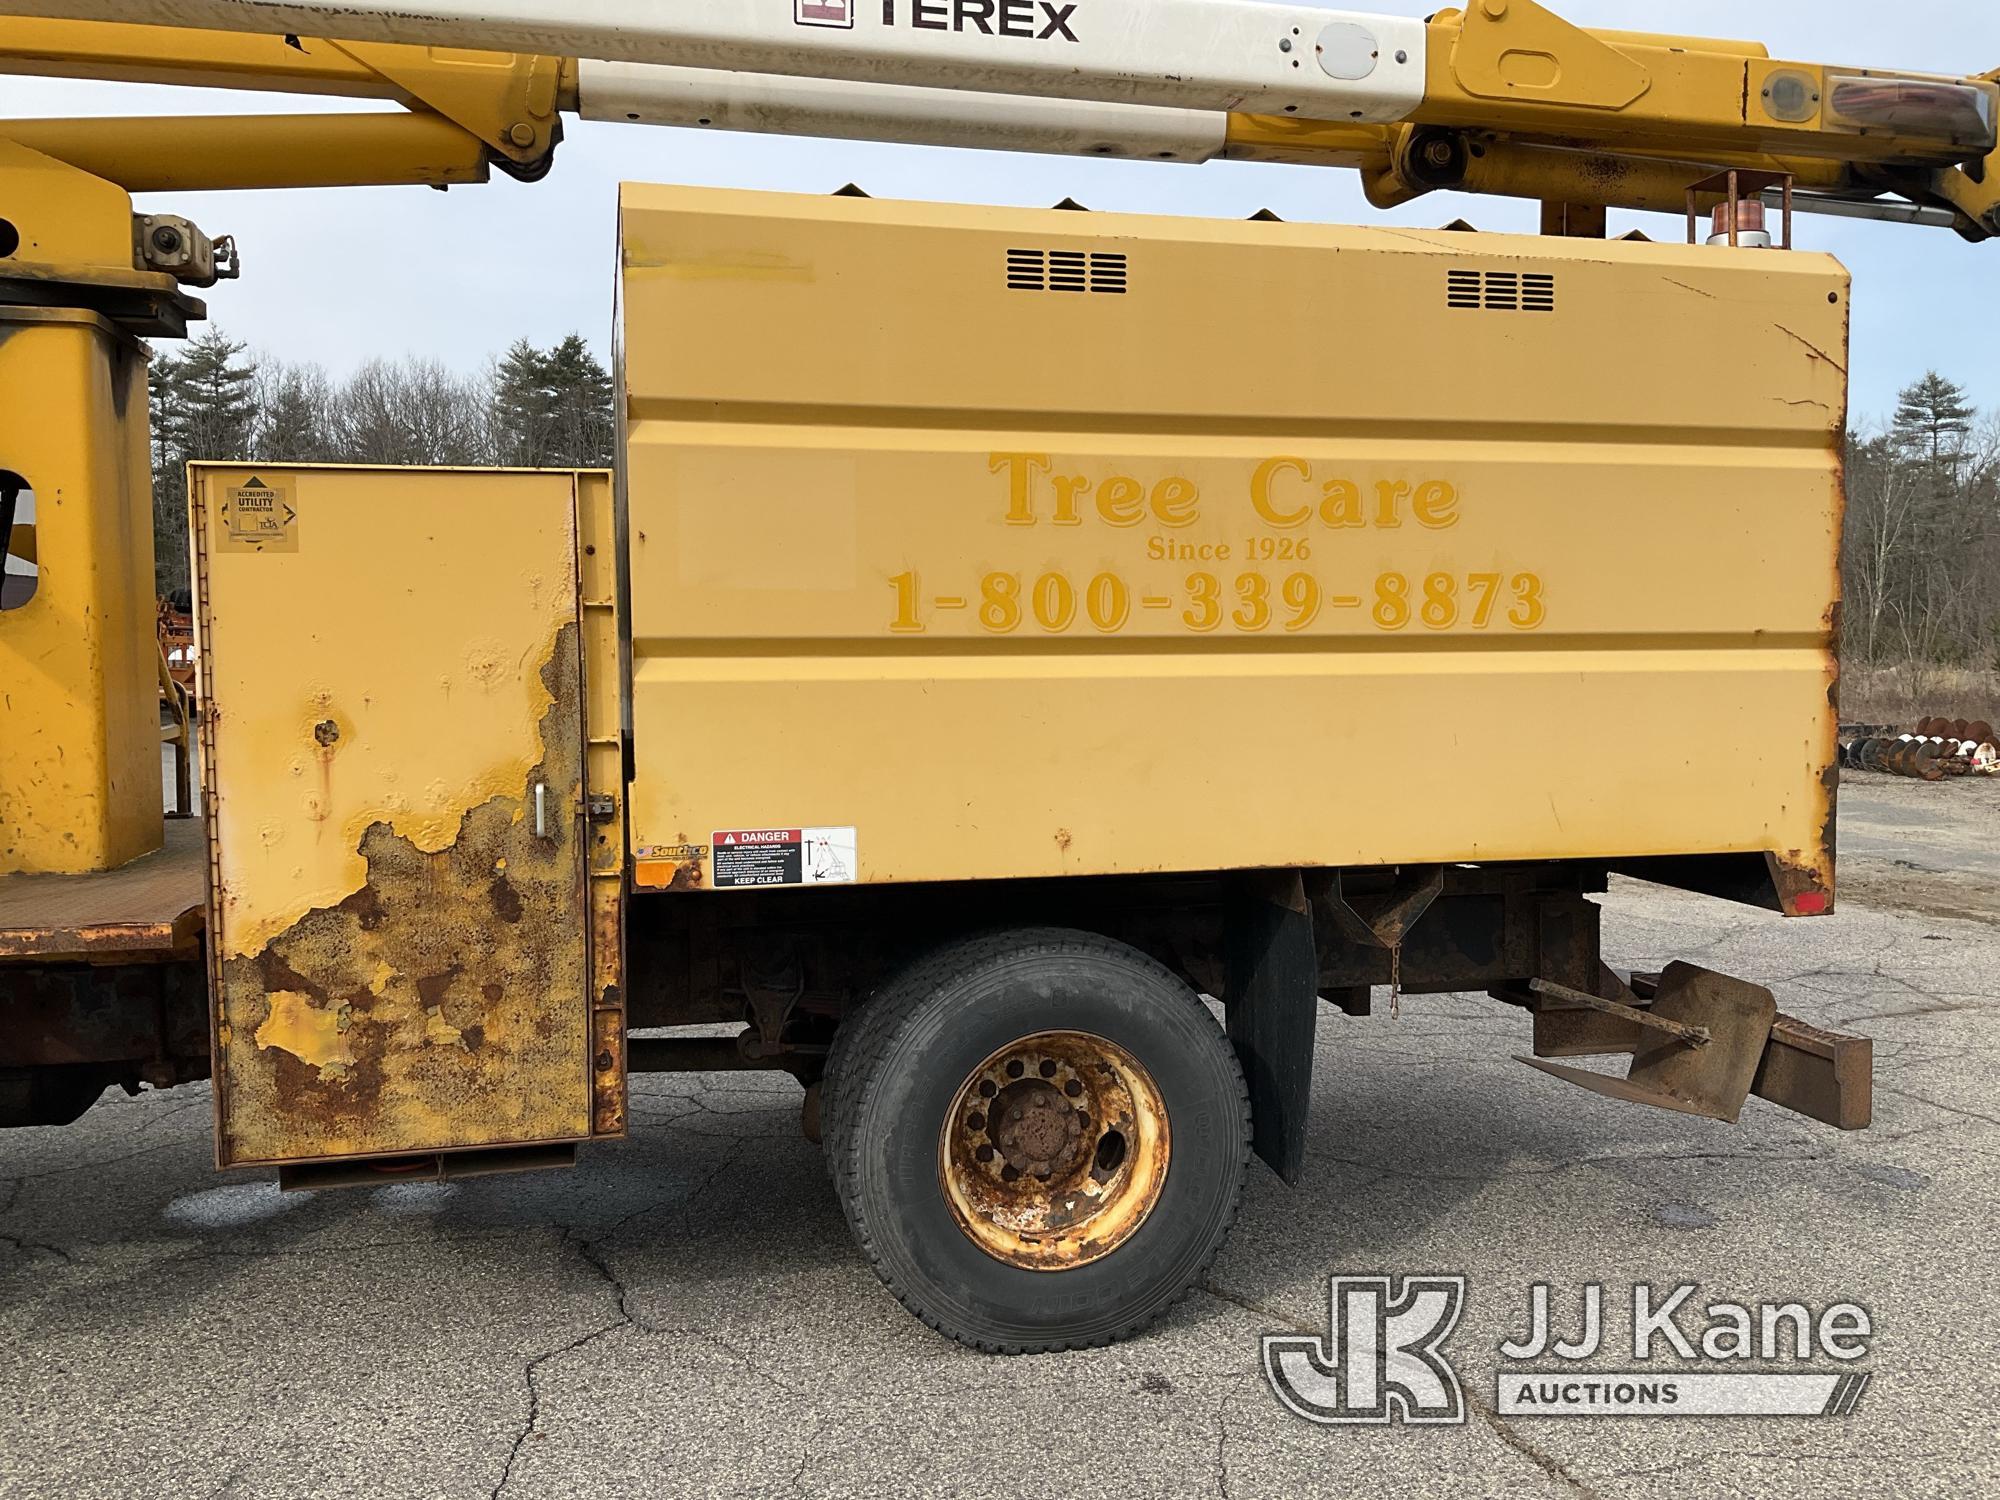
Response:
[[616, 186, 1845, 904]]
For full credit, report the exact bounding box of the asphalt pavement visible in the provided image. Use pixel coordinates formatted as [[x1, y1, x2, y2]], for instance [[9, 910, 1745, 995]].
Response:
[[3, 782, 1995, 1499]]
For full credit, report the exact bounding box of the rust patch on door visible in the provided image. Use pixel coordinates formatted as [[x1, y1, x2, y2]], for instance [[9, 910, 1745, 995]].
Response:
[[214, 625, 590, 1166]]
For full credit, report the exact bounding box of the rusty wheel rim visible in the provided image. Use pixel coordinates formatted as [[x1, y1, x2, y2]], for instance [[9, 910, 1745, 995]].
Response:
[[938, 1030, 1169, 1271]]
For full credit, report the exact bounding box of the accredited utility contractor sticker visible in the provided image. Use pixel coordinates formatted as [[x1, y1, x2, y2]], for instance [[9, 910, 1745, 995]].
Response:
[[711, 828, 857, 889], [219, 476, 298, 554]]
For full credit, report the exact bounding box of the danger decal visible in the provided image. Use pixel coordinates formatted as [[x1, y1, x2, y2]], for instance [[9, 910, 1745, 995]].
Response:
[[712, 827, 858, 889]]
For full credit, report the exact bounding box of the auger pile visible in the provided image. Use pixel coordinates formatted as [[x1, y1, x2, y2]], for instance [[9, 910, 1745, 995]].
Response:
[[1840, 719, 2000, 780]]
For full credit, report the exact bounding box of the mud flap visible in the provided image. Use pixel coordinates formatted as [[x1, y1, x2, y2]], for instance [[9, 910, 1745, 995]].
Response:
[[1224, 871, 1319, 1184]]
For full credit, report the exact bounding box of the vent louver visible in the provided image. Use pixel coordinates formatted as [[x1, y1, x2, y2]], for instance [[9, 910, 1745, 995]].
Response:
[[1448, 268, 1557, 312], [1007, 249, 1129, 294]]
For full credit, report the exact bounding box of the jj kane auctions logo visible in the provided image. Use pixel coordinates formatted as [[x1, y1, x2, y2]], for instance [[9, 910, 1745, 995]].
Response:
[[1266, 1278, 1875, 1424]]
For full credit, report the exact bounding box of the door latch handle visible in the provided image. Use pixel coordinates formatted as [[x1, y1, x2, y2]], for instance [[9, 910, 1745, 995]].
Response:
[[534, 782, 549, 839]]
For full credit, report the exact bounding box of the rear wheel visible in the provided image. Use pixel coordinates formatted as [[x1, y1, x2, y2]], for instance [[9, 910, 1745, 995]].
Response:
[[825, 929, 1250, 1353]]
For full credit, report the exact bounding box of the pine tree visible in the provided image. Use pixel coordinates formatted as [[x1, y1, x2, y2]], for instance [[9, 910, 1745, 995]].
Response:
[[168, 328, 258, 463], [543, 334, 616, 468], [493, 338, 555, 467], [149, 350, 185, 477], [1893, 372, 1975, 470], [147, 329, 258, 593], [490, 335, 615, 468]]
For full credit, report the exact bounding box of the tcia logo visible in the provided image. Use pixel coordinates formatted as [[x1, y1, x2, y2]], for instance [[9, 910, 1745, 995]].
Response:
[[873, 1, 1080, 41], [795, 0, 854, 28]]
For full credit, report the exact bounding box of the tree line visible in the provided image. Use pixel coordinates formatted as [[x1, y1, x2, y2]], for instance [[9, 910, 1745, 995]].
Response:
[[1843, 372, 2000, 692], [149, 328, 614, 593]]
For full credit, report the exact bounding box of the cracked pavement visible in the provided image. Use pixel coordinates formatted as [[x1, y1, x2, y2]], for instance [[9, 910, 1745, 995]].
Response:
[[4, 781, 1998, 1499]]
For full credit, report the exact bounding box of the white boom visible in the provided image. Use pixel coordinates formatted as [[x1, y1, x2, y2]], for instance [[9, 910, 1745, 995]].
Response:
[[578, 63, 1971, 223], [4, 0, 1431, 120], [578, 62, 1229, 162]]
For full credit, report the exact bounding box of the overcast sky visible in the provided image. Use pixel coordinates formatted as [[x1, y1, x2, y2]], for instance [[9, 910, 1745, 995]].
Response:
[[8, 1, 1996, 420]]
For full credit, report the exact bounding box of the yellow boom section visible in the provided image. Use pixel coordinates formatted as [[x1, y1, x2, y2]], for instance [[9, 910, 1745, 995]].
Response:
[[0, 19, 573, 184], [1, 1, 1996, 232]]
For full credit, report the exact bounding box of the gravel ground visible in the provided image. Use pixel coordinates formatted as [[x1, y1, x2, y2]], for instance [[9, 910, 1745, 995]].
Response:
[[2, 780, 1994, 1499], [1838, 768, 2000, 924]]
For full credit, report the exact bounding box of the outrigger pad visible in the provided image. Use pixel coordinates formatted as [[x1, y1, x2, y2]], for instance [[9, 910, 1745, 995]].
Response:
[[1519, 962, 1778, 1124]]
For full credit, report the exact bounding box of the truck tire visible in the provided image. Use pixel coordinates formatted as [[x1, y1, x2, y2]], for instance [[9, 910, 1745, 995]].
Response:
[[825, 929, 1251, 1353]]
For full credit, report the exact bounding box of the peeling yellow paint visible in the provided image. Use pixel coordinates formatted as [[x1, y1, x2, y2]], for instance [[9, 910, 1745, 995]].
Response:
[[423, 1007, 464, 1048], [202, 470, 572, 964], [211, 623, 590, 1163], [255, 990, 354, 1073], [197, 465, 597, 1168]]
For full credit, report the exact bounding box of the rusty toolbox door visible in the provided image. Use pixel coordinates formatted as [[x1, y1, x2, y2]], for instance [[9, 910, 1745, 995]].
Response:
[[191, 465, 595, 1168]]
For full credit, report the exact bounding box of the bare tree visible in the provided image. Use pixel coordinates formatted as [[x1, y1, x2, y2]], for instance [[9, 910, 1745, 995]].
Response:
[[332, 357, 497, 466], [1842, 376, 2000, 718], [251, 361, 338, 462]]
